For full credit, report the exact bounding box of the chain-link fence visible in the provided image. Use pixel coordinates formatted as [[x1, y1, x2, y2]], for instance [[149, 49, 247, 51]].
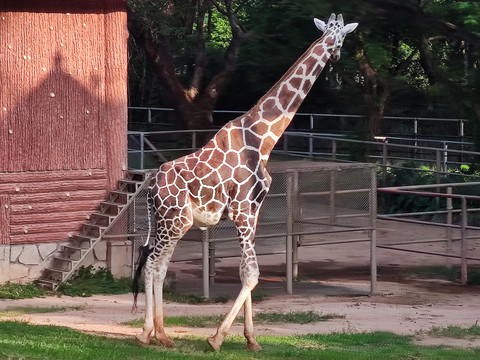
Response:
[[115, 161, 376, 297]]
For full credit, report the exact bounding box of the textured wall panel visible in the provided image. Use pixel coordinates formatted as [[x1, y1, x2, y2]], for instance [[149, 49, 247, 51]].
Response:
[[0, 196, 9, 245], [0, 0, 127, 188]]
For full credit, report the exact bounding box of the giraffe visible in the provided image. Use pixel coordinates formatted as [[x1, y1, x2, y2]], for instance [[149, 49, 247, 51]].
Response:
[[132, 13, 358, 351]]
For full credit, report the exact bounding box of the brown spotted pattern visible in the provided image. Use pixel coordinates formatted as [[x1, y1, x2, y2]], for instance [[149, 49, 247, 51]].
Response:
[[135, 14, 358, 351]]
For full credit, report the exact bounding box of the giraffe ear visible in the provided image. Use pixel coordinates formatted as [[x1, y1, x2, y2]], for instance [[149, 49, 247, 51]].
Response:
[[342, 23, 358, 35], [314, 18, 327, 32]]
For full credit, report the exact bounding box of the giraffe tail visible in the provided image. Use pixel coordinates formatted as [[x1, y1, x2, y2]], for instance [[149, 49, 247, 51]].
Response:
[[132, 186, 154, 313]]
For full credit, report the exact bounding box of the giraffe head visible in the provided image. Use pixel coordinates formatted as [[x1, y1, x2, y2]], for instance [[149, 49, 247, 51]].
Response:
[[314, 13, 358, 62]]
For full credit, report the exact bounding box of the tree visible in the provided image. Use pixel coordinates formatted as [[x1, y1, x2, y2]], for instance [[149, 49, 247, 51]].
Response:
[[127, 0, 249, 130]]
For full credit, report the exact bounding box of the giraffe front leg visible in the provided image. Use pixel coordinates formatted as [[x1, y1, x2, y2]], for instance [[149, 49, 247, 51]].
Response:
[[244, 292, 262, 351], [153, 275, 174, 347], [207, 241, 260, 351], [136, 266, 154, 346]]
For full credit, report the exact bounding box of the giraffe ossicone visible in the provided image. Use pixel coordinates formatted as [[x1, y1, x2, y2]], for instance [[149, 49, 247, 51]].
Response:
[[132, 13, 358, 351]]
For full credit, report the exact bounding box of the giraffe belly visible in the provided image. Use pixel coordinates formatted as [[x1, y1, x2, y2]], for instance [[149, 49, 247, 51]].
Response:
[[192, 205, 223, 230]]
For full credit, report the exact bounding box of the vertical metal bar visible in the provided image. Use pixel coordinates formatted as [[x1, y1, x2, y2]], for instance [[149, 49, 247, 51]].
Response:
[[331, 139, 337, 161], [192, 130, 197, 149], [292, 171, 299, 279], [382, 142, 388, 186], [140, 133, 145, 170], [443, 142, 448, 173], [460, 197, 468, 285], [308, 134, 313, 159], [329, 170, 336, 226], [286, 172, 293, 295], [309, 114, 314, 131], [436, 150, 441, 185], [147, 108, 152, 123], [369, 166, 378, 294], [413, 118, 418, 155], [202, 230, 210, 298], [283, 134, 288, 154], [370, 229, 377, 294], [446, 187, 453, 268], [209, 234, 216, 286]]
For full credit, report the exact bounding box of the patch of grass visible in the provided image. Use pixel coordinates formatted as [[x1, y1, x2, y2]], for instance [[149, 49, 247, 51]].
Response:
[[0, 282, 45, 299], [124, 314, 225, 328], [163, 291, 227, 305], [253, 310, 344, 324], [408, 266, 480, 285], [429, 325, 480, 339], [125, 311, 343, 328], [0, 306, 84, 317], [59, 266, 132, 297], [1, 321, 480, 359]]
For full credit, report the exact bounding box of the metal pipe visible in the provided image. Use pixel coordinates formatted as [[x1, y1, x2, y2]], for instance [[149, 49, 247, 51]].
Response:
[[286, 172, 294, 295], [202, 230, 210, 298], [461, 197, 468, 285]]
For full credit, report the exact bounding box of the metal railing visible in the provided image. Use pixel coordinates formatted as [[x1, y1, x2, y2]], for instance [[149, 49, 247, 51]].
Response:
[[128, 107, 470, 142], [128, 130, 480, 186], [378, 182, 480, 284]]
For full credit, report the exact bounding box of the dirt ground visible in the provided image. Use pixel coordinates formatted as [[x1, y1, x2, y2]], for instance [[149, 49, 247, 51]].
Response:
[[1, 219, 480, 348]]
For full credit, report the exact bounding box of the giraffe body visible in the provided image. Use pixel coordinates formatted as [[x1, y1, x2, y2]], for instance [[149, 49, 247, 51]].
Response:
[[133, 14, 358, 351]]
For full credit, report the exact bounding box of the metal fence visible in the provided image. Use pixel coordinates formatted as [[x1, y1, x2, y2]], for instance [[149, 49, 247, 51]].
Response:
[[128, 130, 480, 186], [111, 161, 377, 298], [128, 107, 470, 143], [378, 182, 480, 284]]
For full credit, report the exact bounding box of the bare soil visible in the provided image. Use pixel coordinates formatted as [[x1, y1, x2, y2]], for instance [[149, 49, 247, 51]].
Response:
[[1, 219, 480, 348]]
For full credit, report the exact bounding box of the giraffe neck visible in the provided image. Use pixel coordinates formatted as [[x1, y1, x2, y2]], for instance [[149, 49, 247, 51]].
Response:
[[233, 32, 335, 160]]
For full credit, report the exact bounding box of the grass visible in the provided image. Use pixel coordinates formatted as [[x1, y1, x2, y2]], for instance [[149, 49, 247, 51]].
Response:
[[408, 266, 480, 285], [0, 282, 46, 299], [429, 325, 480, 339], [0, 305, 84, 317], [1, 321, 479, 360], [124, 311, 343, 328]]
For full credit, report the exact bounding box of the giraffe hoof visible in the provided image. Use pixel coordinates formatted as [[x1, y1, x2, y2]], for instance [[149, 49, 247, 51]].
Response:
[[246, 341, 262, 352], [156, 335, 175, 347], [207, 335, 222, 351], [135, 334, 150, 347]]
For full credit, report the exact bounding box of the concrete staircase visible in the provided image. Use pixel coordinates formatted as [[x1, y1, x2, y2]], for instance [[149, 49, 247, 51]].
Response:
[[36, 170, 151, 290]]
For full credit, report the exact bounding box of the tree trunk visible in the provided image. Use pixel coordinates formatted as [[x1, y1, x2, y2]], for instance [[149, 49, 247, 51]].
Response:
[[127, 1, 248, 130], [355, 40, 390, 139]]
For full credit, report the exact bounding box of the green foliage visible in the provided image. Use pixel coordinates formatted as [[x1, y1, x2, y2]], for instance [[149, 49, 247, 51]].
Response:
[[0, 306, 83, 317], [254, 311, 343, 324], [59, 266, 132, 297], [125, 311, 341, 328], [2, 321, 480, 359], [430, 325, 480, 339], [0, 282, 45, 299]]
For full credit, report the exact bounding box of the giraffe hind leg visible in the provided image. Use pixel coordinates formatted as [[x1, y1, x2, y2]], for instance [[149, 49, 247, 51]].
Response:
[[207, 217, 261, 351], [135, 256, 154, 346]]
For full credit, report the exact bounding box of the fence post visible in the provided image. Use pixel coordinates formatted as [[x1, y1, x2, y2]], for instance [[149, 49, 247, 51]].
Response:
[[308, 134, 313, 158], [446, 187, 453, 268], [202, 229, 210, 298], [309, 114, 314, 131], [140, 133, 145, 170], [370, 166, 377, 294], [382, 142, 388, 186], [292, 171, 300, 279], [331, 139, 337, 161], [460, 197, 468, 285], [443, 142, 448, 173], [329, 169, 337, 226], [286, 172, 294, 295], [209, 233, 216, 286], [147, 108, 152, 123], [192, 130, 197, 150], [283, 134, 289, 154], [436, 149, 441, 185]]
